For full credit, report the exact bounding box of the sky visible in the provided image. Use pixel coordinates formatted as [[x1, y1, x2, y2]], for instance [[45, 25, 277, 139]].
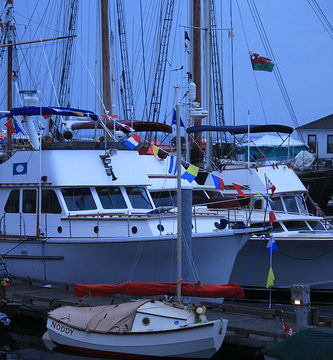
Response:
[[1, 0, 333, 139]]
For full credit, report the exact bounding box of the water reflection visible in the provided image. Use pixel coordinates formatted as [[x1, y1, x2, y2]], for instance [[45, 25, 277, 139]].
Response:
[[0, 328, 261, 360]]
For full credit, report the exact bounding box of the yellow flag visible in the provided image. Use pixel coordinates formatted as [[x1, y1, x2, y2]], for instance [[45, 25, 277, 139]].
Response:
[[152, 145, 159, 156], [187, 164, 199, 177], [254, 191, 265, 201], [266, 267, 275, 288]]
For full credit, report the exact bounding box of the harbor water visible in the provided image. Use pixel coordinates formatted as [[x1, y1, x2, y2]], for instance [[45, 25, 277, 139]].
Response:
[[0, 315, 264, 360]]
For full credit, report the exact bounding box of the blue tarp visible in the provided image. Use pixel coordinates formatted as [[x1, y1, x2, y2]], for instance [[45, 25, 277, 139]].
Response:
[[9, 106, 99, 120], [186, 124, 294, 135]]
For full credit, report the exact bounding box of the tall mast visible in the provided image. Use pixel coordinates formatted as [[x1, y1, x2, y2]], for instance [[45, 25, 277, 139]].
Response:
[[204, 0, 212, 170], [191, 0, 202, 165], [101, 0, 112, 116], [5, 0, 15, 153], [175, 88, 182, 302]]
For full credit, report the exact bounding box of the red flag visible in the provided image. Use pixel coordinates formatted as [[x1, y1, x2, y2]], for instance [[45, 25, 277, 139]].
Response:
[[232, 182, 246, 197], [5, 120, 15, 134], [267, 201, 276, 224], [281, 319, 293, 337]]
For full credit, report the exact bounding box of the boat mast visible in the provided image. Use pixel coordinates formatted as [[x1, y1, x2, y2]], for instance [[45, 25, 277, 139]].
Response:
[[175, 87, 182, 302], [5, 1, 15, 154], [101, 0, 112, 117], [204, 0, 212, 171], [190, 0, 202, 165]]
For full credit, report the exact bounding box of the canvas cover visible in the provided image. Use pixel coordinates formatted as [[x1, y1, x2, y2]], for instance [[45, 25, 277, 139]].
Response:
[[262, 328, 333, 360], [48, 300, 149, 334]]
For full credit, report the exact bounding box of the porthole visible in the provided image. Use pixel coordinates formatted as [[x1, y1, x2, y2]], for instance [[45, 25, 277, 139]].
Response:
[[57, 226, 62, 233], [94, 226, 99, 234], [142, 317, 150, 326], [157, 224, 164, 232], [132, 226, 138, 234]]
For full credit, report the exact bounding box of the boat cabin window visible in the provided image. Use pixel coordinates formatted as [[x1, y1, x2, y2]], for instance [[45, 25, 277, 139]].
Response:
[[96, 187, 127, 209], [271, 222, 284, 233], [150, 190, 177, 207], [206, 191, 223, 199], [61, 188, 97, 211], [270, 197, 284, 212], [308, 221, 326, 230], [283, 196, 298, 213], [193, 190, 209, 205], [295, 194, 307, 215], [126, 187, 153, 209], [42, 190, 62, 214], [283, 221, 310, 231], [23, 190, 36, 213], [4, 190, 20, 213], [254, 199, 262, 209]]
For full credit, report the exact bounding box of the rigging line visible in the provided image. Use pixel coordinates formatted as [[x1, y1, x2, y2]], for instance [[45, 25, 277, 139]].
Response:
[[41, 41, 60, 107], [235, 1, 269, 125], [307, 0, 333, 39], [311, 0, 333, 32], [139, 0, 149, 122]]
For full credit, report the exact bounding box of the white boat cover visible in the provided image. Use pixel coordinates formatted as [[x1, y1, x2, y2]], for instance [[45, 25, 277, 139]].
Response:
[[48, 300, 150, 334]]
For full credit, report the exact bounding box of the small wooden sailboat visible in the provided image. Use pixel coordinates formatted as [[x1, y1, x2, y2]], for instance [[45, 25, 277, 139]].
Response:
[[45, 298, 227, 359], [44, 96, 238, 359]]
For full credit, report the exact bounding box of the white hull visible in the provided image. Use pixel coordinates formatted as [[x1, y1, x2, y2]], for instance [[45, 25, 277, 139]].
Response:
[[46, 317, 227, 358], [1, 231, 248, 285], [230, 235, 333, 289]]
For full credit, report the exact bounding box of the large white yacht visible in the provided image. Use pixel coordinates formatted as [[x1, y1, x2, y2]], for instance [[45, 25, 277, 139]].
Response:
[[0, 106, 260, 288]]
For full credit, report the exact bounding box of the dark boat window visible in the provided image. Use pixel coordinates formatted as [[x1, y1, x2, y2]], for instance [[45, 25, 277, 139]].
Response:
[[42, 190, 62, 214], [284, 221, 310, 231], [270, 197, 284, 212], [151, 191, 177, 207], [283, 196, 298, 213], [96, 187, 127, 209], [271, 222, 284, 233], [308, 221, 325, 230], [61, 188, 97, 211], [4, 190, 20, 213], [126, 187, 153, 209], [254, 199, 262, 209], [206, 191, 223, 199], [23, 190, 36, 213], [193, 190, 209, 205]]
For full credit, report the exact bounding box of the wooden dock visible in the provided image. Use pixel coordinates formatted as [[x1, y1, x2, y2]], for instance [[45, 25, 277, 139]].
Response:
[[2, 276, 333, 352]]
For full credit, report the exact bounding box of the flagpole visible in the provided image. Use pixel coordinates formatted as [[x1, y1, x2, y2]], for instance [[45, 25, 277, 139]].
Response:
[[268, 245, 273, 309], [175, 86, 182, 302]]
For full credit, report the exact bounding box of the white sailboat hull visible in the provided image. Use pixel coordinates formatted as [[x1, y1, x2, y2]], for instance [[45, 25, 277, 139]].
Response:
[[46, 317, 227, 359]]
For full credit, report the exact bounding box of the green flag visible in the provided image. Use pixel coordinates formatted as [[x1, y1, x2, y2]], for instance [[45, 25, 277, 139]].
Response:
[[266, 267, 275, 288], [251, 53, 274, 72]]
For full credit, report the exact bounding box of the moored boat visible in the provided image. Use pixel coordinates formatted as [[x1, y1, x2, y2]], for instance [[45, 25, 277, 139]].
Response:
[[0, 106, 259, 288], [46, 299, 228, 359]]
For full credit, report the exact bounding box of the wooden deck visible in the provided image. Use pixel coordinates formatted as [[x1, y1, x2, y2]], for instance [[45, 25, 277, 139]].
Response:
[[2, 276, 333, 351]]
